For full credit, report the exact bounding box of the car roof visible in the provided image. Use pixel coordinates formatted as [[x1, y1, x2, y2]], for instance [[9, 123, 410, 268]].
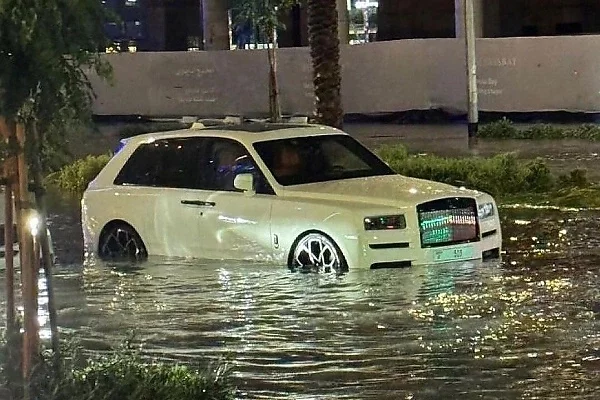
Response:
[[122, 122, 346, 146], [201, 122, 311, 133]]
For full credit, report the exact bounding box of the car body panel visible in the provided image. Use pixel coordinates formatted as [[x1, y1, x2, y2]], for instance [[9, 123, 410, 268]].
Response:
[[192, 191, 273, 261]]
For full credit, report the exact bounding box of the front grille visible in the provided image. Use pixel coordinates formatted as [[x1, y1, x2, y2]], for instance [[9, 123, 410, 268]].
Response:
[[417, 197, 479, 248]]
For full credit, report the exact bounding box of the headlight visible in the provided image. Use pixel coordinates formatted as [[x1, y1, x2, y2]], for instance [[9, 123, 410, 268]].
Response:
[[364, 215, 406, 230], [478, 202, 495, 220]]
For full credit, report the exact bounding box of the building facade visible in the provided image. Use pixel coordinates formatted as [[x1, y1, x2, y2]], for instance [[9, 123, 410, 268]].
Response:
[[377, 0, 600, 40], [103, 0, 202, 51], [103, 0, 600, 51]]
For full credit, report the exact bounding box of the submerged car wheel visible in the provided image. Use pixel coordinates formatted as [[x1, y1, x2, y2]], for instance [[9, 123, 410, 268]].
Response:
[[291, 232, 347, 273], [98, 223, 147, 262]]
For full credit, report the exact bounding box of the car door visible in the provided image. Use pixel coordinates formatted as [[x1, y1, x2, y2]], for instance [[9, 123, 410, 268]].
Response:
[[191, 137, 274, 262], [130, 137, 206, 258]]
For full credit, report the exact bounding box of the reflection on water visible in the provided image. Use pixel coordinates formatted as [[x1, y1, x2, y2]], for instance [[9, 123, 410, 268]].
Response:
[[2, 207, 600, 399]]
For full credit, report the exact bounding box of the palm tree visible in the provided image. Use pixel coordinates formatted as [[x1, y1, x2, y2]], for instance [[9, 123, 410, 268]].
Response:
[[231, 0, 296, 122], [307, 0, 343, 129]]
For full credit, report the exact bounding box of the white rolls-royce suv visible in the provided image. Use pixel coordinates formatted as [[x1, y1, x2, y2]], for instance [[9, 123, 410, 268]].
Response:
[[82, 122, 502, 273]]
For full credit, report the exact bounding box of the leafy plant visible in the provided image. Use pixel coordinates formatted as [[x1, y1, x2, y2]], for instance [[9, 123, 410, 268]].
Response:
[[0, 0, 114, 160], [230, 0, 298, 121], [46, 154, 112, 196]]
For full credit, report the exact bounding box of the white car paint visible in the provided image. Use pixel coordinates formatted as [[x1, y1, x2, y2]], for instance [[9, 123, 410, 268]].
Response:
[[82, 123, 502, 270]]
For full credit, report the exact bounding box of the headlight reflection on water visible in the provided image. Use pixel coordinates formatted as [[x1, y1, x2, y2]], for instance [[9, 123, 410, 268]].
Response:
[[407, 271, 587, 360]]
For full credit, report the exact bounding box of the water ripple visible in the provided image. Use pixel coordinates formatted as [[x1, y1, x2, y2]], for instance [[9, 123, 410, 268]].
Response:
[[2, 208, 600, 399]]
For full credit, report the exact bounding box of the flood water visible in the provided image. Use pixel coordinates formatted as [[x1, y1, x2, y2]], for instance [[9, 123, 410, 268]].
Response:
[[3, 124, 600, 398], [7, 203, 595, 399]]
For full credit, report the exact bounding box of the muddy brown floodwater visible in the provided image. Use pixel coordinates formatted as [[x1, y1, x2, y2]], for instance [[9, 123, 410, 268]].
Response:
[[4, 203, 595, 399], [2, 123, 599, 399]]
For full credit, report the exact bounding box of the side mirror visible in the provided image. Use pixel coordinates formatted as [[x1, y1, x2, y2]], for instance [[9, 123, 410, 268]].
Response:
[[233, 173, 255, 195]]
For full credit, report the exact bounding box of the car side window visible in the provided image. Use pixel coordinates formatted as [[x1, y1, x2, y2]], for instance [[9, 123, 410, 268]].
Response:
[[114, 138, 203, 188], [202, 138, 274, 195]]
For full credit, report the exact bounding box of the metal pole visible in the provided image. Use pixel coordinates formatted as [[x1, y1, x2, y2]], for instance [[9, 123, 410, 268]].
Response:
[[16, 122, 38, 394], [0, 118, 16, 333], [464, 0, 479, 137], [4, 185, 15, 331]]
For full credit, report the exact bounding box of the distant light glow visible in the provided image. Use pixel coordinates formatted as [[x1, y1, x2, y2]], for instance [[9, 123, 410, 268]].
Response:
[[28, 213, 40, 237]]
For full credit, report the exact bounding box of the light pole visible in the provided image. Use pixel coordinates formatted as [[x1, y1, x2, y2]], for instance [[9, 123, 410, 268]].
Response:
[[464, 0, 479, 137]]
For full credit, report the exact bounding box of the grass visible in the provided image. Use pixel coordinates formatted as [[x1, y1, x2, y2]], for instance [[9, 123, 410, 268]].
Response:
[[479, 118, 600, 140], [0, 333, 237, 400], [45, 143, 600, 209], [376, 144, 600, 208], [376, 145, 555, 197]]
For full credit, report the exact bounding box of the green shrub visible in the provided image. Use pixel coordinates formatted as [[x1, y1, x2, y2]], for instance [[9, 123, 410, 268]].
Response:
[[558, 168, 590, 188], [46, 154, 111, 196], [478, 117, 518, 138], [1, 336, 236, 400], [479, 119, 600, 140], [553, 187, 600, 208], [568, 124, 600, 140], [49, 354, 235, 400], [376, 145, 555, 198]]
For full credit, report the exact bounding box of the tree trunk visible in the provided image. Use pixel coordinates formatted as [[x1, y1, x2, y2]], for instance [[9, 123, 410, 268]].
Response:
[[16, 122, 39, 392], [0, 117, 16, 334], [31, 123, 60, 369], [267, 26, 281, 122], [4, 185, 15, 328], [307, 0, 344, 129]]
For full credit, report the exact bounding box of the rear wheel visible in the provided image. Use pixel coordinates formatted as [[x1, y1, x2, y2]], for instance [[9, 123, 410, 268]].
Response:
[[290, 232, 347, 273], [98, 223, 147, 261]]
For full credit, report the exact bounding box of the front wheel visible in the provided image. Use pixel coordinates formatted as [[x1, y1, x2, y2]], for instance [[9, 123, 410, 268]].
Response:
[[98, 224, 147, 262], [290, 232, 347, 273]]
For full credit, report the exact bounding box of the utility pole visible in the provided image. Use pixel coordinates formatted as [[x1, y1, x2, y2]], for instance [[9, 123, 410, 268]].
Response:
[[464, 0, 479, 137]]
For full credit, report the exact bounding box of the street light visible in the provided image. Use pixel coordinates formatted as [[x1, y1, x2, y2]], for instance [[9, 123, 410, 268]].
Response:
[[27, 211, 40, 237], [463, 0, 479, 138]]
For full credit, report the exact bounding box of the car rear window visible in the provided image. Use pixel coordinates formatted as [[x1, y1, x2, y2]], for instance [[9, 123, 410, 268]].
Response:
[[114, 138, 203, 188]]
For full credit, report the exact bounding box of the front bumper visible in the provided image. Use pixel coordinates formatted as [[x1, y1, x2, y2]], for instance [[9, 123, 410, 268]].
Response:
[[350, 215, 502, 269], [363, 233, 502, 269]]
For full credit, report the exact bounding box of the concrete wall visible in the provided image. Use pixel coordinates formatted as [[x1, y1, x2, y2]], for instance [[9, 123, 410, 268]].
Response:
[[91, 35, 600, 117]]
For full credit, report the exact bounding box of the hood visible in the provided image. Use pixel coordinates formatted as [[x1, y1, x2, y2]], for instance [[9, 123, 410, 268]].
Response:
[[281, 174, 483, 208]]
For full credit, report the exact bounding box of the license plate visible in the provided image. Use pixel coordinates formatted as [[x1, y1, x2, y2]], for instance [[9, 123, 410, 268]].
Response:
[[433, 245, 475, 263]]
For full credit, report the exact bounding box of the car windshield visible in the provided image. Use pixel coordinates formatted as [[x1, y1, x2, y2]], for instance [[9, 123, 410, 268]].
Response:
[[253, 134, 395, 186]]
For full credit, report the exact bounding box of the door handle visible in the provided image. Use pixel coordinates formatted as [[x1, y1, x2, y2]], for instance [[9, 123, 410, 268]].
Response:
[[181, 200, 216, 207]]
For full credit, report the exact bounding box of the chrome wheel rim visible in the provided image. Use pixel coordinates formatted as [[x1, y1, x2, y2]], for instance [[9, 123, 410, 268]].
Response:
[[100, 227, 145, 260], [292, 233, 341, 273]]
